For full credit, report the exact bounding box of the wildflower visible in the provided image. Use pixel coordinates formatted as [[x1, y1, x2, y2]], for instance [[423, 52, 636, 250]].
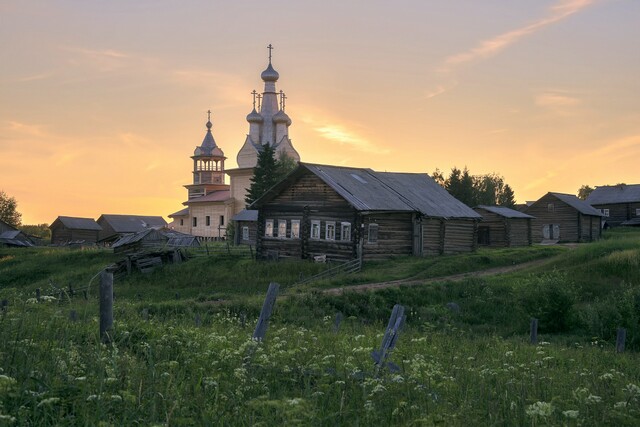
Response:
[[525, 401, 553, 418], [37, 397, 60, 408], [505, 351, 514, 357], [562, 410, 579, 419], [286, 398, 303, 406], [586, 395, 602, 404], [0, 375, 17, 393], [110, 395, 122, 402], [599, 373, 614, 381], [0, 413, 16, 424], [510, 401, 517, 410], [614, 401, 628, 409], [624, 383, 640, 396], [364, 400, 374, 411]]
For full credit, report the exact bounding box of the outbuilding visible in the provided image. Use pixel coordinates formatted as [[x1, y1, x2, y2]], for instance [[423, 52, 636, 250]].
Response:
[[473, 205, 534, 247], [585, 184, 640, 227], [49, 216, 102, 245]]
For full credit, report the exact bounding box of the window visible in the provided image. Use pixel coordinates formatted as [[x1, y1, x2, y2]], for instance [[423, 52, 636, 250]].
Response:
[[601, 209, 610, 217], [220, 215, 225, 226], [636, 209, 640, 216], [368, 223, 379, 243], [265, 219, 274, 237], [242, 226, 249, 241], [278, 220, 287, 238], [547, 203, 555, 213], [291, 220, 300, 239], [311, 220, 321, 239], [192, 217, 197, 227], [180, 219, 184, 226], [326, 221, 336, 240], [206, 216, 211, 226], [341, 222, 351, 241]]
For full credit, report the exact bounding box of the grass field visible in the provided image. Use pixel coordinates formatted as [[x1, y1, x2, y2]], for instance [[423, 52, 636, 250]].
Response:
[[1, 229, 640, 425]]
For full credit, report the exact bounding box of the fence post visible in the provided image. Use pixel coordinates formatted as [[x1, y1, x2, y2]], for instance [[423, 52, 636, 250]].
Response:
[[1, 299, 7, 313], [36, 288, 41, 303], [253, 283, 279, 341], [195, 314, 201, 327], [68, 284, 75, 297], [99, 269, 115, 343], [333, 312, 343, 334], [372, 304, 406, 373], [69, 310, 78, 322], [83, 290, 88, 301], [616, 328, 626, 353], [530, 318, 538, 345]]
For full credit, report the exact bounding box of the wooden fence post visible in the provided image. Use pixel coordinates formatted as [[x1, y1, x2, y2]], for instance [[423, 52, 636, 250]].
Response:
[[68, 284, 75, 297], [333, 312, 343, 334], [252, 282, 279, 341], [372, 304, 406, 373], [530, 318, 538, 345], [616, 328, 626, 353], [83, 290, 88, 301], [195, 314, 201, 327], [142, 308, 149, 321], [99, 269, 115, 343], [36, 288, 41, 303], [69, 310, 78, 322], [1, 299, 7, 313]]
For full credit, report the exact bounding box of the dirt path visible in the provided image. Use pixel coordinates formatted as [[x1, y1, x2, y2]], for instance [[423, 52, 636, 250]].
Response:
[[322, 256, 558, 295]]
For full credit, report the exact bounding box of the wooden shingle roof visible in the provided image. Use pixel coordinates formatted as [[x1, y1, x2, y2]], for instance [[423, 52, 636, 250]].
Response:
[[53, 216, 102, 231], [98, 214, 167, 233], [550, 193, 604, 216], [586, 184, 640, 205], [475, 205, 535, 219]]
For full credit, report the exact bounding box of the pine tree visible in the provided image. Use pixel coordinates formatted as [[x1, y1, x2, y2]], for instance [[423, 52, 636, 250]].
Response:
[[497, 184, 516, 208], [245, 144, 279, 207]]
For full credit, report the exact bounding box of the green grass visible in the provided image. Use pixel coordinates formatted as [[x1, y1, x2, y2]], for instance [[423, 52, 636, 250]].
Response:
[[2, 229, 640, 425]]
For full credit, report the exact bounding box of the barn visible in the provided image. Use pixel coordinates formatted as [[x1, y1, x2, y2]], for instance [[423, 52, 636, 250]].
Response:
[[524, 192, 603, 243], [251, 163, 481, 261], [232, 209, 258, 245], [585, 184, 640, 227], [473, 205, 534, 247], [97, 214, 167, 243], [49, 216, 102, 245]]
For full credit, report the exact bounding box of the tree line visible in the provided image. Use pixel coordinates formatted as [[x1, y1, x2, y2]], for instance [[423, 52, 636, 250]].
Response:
[[431, 167, 516, 208]]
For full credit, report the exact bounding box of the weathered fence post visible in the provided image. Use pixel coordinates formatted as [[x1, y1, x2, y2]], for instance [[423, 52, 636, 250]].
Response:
[[205, 243, 210, 256], [68, 284, 75, 297], [175, 292, 180, 300], [1, 299, 8, 313], [372, 304, 406, 373], [252, 282, 279, 341], [195, 314, 201, 327], [616, 328, 626, 353], [69, 310, 78, 322], [172, 250, 181, 264], [36, 288, 41, 303], [125, 256, 132, 275], [333, 312, 343, 334], [240, 312, 247, 328], [142, 308, 149, 321], [99, 268, 115, 343], [530, 318, 538, 345], [83, 290, 88, 301]]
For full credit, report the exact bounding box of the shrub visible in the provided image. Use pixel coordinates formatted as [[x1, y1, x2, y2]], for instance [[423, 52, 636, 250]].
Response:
[[518, 271, 577, 333]]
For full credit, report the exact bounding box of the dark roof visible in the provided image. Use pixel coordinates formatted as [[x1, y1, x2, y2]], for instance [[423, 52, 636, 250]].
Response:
[[111, 228, 167, 249], [621, 218, 640, 226], [0, 218, 17, 232], [98, 214, 167, 233], [168, 208, 189, 217], [0, 230, 35, 247], [586, 184, 640, 205], [53, 216, 102, 231], [184, 190, 230, 204], [550, 193, 604, 216], [475, 205, 535, 219], [253, 163, 481, 219], [232, 209, 259, 222]]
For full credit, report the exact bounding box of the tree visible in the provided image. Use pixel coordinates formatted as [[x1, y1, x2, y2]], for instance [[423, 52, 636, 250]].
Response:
[[577, 185, 594, 200], [245, 146, 297, 207], [0, 190, 22, 227], [497, 184, 516, 208], [432, 167, 517, 208], [19, 224, 51, 240]]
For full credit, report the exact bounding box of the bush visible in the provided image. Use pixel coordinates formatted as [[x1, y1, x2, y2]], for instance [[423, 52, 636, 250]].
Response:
[[518, 271, 577, 333]]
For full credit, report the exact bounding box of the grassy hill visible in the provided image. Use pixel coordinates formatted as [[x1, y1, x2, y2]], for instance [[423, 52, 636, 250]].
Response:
[[1, 229, 640, 425]]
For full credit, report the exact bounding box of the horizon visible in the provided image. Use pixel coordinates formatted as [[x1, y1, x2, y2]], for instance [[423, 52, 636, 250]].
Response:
[[2, 0, 639, 225]]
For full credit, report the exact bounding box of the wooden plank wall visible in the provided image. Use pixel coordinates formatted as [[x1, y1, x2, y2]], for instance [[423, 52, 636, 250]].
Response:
[[592, 202, 640, 227], [443, 219, 477, 254], [362, 213, 413, 260], [508, 219, 532, 247], [527, 194, 600, 242]]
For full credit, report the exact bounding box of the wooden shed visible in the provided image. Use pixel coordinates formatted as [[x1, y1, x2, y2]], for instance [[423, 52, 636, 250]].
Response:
[[0, 218, 17, 234], [232, 209, 258, 246], [251, 163, 481, 261], [111, 228, 169, 254], [473, 205, 534, 247], [524, 192, 603, 243], [49, 216, 102, 245], [97, 214, 167, 243], [0, 230, 35, 247], [585, 184, 640, 227]]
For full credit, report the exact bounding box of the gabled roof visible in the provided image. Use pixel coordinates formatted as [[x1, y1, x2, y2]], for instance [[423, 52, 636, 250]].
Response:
[[0, 230, 35, 247], [586, 184, 640, 205], [549, 193, 604, 216], [111, 228, 167, 249], [169, 208, 189, 217], [98, 214, 167, 233], [0, 218, 17, 232], [53, 216, 102, 231], [475, 205, 535, 219], [253, 163, 481, 219], [183, 190, 231, 205]]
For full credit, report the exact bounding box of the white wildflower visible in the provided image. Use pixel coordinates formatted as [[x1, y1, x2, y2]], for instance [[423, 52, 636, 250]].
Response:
[[562, 410, 579, 419], [614, 401, 628, 409], [525, 401, 553, 418], [37, 397, 60, 408], [586, 395, 602, 404]]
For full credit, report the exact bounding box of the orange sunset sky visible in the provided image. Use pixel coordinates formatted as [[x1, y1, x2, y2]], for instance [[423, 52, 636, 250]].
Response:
[[1, 0, 639, 225]]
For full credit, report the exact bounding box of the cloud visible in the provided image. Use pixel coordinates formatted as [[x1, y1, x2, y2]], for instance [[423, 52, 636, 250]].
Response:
[[6, 120, 46, 137], [15, 72, 52, 83], [535, 90, 582, 115], [62, 46, 132, 72], [441, 0, 595, 72], [171, 68, 249, 106]]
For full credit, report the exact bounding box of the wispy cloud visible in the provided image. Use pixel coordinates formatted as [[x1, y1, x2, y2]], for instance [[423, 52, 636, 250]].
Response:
[[535, 90, 582, 115], [6, 120, 46, 137], [62, 46, 132, 72], [15, 72, 52, 83], [441, 0, 595, 72]]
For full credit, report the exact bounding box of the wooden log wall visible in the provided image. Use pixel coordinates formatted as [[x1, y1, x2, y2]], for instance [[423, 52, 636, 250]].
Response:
[[591, 202, 640, 227], [527, 194, 583, 242], [362, 213, 413, 260], [509, 219, 532, 247], [442, 219, 477, 254]]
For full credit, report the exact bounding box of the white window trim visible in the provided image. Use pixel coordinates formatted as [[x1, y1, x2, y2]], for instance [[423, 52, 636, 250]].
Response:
[[341, 222, 351, 241], [265, 219, 274, 237], [368, 223, 379, 244], [242, 226, 249, 241], [291, 220, 300, 239], [325, 221, 336, 241], [310, 220, 321, 239], [601, 209, 610, 217], [635, 208, 640, 216], [278, 220, 287, 239]]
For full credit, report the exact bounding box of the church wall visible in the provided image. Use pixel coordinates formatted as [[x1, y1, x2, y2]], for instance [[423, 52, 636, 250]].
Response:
[[189, 203, 228, 239], [229, 170, 253, 215]]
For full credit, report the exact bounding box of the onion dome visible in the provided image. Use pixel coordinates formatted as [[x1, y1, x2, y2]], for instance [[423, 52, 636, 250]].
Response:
[[272, 110, 292, 126], [246, 108, 264, 123], [261, 62, 279, 82]]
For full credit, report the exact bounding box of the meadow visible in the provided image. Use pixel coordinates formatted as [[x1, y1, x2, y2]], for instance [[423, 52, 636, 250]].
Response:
[[1, 229, 640, 425]]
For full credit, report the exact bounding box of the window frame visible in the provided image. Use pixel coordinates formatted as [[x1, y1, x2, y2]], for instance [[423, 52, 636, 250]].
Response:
[[601, 208, 610, 217], [325, 221, 336, 241], [547, 203, 555, 213], [205, 215, 211, 226], [310, 220, 321, 239], [192, 217, 197, 227], [265, 219, 274, 237], [242, 226, 249, 241], [278, 220, 287, 238], [368, 223, 379, 244], [340, 222, 351, 241], [220, 215, 225, 226], [290, 220, 300, 239]]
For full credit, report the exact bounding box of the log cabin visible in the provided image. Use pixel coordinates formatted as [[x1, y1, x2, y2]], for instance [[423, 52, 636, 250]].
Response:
[[585, 184, 640, 227], [473, 205, 534, 247], [524, 192, 603, 243], [49, 216, 102, 245], [251, 163, 481, 261], [232, 209, 258, 245], [97, 214, 167, 243]]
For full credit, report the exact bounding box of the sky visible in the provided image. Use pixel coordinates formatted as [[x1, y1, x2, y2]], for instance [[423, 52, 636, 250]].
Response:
[[1, 0, 639, 225]]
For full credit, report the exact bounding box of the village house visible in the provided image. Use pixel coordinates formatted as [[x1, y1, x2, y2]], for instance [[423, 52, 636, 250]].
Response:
[[524, 192, 603, 243], [169, 47, 300, 240], [473, 205, 534, 247], [0, 219, 35, 248], [49, 216, 102, 245], [97, 214, 167, 243], [251, 163, 481, 261], [585, 184, 640, 227]]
